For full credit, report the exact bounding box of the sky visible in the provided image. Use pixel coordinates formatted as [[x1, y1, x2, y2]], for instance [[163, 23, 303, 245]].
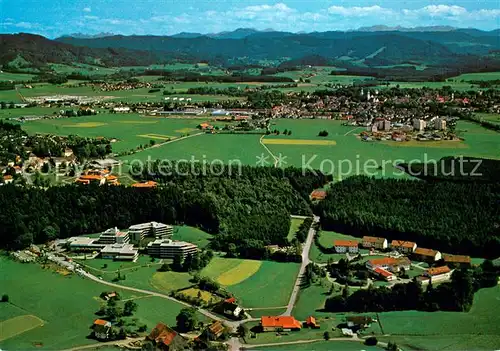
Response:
[[0, 0, 499, 38]]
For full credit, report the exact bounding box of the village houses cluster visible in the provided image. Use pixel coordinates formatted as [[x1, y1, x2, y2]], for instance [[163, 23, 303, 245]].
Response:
[[334, 235, 471, 284]]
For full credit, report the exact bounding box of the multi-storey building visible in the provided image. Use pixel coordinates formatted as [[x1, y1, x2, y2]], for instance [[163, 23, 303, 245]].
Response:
[[147, 239, 198, 259], [128, 222, 173, 244], [97, 227, 130, 245]]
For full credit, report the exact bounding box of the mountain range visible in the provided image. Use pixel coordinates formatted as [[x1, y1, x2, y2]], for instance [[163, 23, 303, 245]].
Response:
[[1, 27, 499, 74]]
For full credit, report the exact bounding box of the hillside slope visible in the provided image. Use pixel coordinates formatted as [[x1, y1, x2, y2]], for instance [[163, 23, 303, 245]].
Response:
[[0, 33, 166, 68]]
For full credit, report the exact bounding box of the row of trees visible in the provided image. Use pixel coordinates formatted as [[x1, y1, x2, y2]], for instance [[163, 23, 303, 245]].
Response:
[[315, 176, 500, 257], [325, 261, 499, 313]]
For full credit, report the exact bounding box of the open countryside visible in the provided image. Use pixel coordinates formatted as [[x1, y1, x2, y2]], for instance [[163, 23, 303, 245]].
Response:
[[1, 6, 500, 351]]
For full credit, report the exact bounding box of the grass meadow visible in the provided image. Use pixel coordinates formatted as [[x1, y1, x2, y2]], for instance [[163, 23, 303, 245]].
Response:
[[371, 286, 500, 351], [256, 341, 382, 350], [287, 218, 304, 242], [200, 258, 300, 308], [0, 256, 208, 350]]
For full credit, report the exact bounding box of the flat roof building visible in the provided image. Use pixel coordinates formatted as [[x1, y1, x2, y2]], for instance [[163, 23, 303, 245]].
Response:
[[67, 237, 106, 252], [147, 239, 198, 259], [101, 244, 138, 261]]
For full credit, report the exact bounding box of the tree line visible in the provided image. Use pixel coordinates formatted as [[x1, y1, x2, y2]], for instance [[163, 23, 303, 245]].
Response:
[[315, 176, 500, 257], [324, 261, 499, 313], [0, 164, 330, 256]]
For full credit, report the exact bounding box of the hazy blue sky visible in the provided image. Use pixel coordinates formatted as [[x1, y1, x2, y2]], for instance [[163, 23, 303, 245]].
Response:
[[1, 0, 499, 37]]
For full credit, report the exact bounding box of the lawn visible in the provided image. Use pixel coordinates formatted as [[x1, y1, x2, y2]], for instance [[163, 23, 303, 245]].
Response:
[[287, 218, 304, 242], [368, 285, 500, 351], [200, 258, 300, 308], [309, 231, 361, 264], [171, 226, 212, 248]]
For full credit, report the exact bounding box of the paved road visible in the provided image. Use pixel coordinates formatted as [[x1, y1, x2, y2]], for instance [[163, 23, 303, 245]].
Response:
[[62, 337, 144, 351], [282, 215, 319, 316], [80, 270, 227, 325]]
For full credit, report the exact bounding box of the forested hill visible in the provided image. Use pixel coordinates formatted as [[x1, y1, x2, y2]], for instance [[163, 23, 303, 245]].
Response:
[[0, 33, 167, 68], [55, 29, 500, 67], [315, 176, 500, 258]]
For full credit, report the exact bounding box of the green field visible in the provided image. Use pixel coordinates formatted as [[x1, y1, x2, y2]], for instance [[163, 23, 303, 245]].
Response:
[[256, 341, 381, 350], [287, 218, 304, 242], [263, 119, 500, 178], [370, 286, 500, 351], [0, 256, 206, 350], [450, 71, 500, 82], [120, 133, 266, 165], [20, 113, 222, 152], [0, 72, 37, 81], [201, 258, 300, 308]]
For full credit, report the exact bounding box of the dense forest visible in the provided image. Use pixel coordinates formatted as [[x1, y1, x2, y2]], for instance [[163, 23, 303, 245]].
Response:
[[130, 163, 330, 256], [315, 176, 500, 257], [324, 261, 499, 313], [0, 165, 330, 255], [399, 157, 500, 182]]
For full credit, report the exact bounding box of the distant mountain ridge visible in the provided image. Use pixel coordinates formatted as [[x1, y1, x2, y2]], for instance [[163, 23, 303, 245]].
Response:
[[55, 27, 500, 66], [2, 27, 500, 73], [58, 26, 499, 39]]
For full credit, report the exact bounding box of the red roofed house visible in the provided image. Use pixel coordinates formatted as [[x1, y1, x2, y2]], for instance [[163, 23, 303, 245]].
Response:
[[413, 247, 441, 262], [362, 236, 388, 250], [366, 257, 411, 273], [391, 240, 417, 253], [3, 175, 13, 184], [147, 323, 187, 350], [310, 190, 327, 201], [373, 267, 396, 281], [131, 180, 158, 188], [93, 319, 112, 340], [260, 316, 302, 332], [334, 240, 359, 254], [420, 266, 453, 285], [305, 316, 320, 329]]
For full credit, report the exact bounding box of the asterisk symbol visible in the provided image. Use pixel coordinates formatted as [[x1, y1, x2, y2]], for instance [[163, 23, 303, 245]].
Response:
[[276, 153, 288, 167], [256, 153, 270, 166]]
